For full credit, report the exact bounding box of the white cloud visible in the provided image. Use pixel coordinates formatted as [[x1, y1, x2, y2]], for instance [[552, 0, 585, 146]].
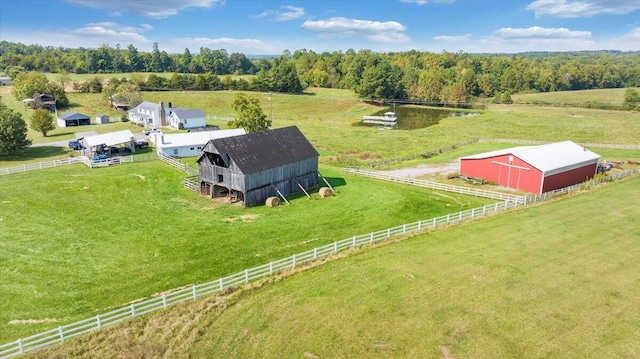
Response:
[[301, 17, 410, 43], [433, 34, 471, 42], [478, 26, 596, 52], [168, 37, 275, 53], [607, 27, 640, 50], [66, 0, 223, 19], [526, 0, 640, 18], [399, 0, 455, 4], [256, 6, 305, 22]]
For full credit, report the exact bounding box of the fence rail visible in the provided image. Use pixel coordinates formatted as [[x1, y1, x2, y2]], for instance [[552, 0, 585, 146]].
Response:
[[0, 157, 84, 176], [183, 175, 200, 192], [206, 116, 234, 122], [0, 198, 528, 358], [481, 138, 640, 150], [158, 153, 197, 175], [343, 167, 525, 203], [2, 166, 640, 358]]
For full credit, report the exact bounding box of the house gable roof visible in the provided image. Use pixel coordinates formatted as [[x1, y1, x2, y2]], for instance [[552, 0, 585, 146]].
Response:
[[461, 141, 600, 175], [172, 109, 205, 119], [199, 126, 318, 174]]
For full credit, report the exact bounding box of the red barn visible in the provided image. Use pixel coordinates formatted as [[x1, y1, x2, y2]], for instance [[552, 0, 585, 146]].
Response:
[[459, 141, 600, 194]]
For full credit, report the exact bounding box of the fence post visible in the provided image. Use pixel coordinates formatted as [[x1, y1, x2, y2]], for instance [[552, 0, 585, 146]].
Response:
[[370, 232, 374, 244], [352, 236, 356, 247], [387, 228, 391, 237], [219, 278, 224, 291], [162, 294, 167, 309], [192, 285, 197, 299], [403, 224, 406, 234], [432, 217, 436, 227], [334, 241, 338, 253], [417, 220, 422, 231], [97, 314, 101, 329], [18, 338, 24, 354], [313, 248, 317, 260], [59, 326, 64, 342], [459, 211, 462, 220], [269, 261, 273, 275], [130, 304, 136, 318], [245, 269, 249, 283], [292, 254, 297, 268]]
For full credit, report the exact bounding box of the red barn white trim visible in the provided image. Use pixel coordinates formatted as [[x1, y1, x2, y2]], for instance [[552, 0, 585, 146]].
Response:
[[459, 141, 600, 194]]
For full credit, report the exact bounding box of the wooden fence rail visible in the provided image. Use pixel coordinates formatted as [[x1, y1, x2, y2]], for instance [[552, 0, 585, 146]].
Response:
[[158, 153, 197, 175]]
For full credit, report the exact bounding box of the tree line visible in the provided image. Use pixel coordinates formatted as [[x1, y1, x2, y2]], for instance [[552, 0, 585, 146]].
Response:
[[2, 41, 640, 103]]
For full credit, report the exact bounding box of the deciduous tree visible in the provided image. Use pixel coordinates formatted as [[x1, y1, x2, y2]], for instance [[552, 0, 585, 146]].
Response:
[[30, 109, 56, 137], [229, 93, 270, 133]]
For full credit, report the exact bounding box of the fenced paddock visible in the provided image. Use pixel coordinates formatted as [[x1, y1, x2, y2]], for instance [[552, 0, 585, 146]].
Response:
[[344, 167, 525, 203], [1, 168, 639, 358], [0, 157, 84, 176]]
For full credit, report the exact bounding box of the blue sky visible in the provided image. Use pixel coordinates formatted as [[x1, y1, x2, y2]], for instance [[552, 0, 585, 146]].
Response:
[[1, 0, 639, 54]]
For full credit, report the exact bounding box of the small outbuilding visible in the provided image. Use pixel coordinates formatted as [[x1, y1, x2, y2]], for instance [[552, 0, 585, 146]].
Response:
[[459, 140, 600, 194], [95, 114, 110, 124], [57, 112, 91, 127], [80, 129, 135, 156], [197, 126, 319, 206], [155, 128, 246, 158]]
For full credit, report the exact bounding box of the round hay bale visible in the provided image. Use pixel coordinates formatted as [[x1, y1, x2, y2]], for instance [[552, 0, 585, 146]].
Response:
[[265, 196, 281, 207], [319, 187, 333, 198]]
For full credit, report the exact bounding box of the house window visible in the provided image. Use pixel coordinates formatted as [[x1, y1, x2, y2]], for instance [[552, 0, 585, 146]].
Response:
[[184, 119, 188, 124], [173, 149, 179, 155], [190, 147, 195, 150], [218, 175, 223, 182], [197, 147, 201, 150]]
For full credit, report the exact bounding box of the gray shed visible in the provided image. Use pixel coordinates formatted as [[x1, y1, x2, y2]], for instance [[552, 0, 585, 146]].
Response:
[[96, 114, 110, 124], [196, 126, 319, 206]]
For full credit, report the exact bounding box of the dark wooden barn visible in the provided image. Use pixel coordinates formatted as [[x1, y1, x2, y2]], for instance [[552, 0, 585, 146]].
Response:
[[196, 126, 319, 206]]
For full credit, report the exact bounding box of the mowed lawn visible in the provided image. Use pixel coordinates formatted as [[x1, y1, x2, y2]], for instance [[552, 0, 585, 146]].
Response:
[[31, 175, 640, 358], [0, 161, 492, 342]]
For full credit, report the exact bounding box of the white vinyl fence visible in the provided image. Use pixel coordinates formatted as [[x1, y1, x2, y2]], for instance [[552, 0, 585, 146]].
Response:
[[158, 153, 197, 175], [0, 157, 84, 176], [343, 167, 526, 203], [0, 198, 527, 358]]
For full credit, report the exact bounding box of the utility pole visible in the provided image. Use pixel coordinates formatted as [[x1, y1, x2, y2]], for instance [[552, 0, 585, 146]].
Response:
[[269, 91, 273, 124]]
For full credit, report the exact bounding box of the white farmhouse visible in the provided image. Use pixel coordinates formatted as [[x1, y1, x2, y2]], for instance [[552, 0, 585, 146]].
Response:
[[154, 129, 246, 158], [168, 109, 206, 129]]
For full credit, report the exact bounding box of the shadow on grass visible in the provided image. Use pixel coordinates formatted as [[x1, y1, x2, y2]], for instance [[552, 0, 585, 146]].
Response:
[[43, 132, 74, 138], [320, 176, 347, 188], [0, 146, 70, 162]]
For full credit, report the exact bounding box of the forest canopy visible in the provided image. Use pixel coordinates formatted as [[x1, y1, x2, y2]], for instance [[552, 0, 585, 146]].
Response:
[[2, 41, 639, 103]]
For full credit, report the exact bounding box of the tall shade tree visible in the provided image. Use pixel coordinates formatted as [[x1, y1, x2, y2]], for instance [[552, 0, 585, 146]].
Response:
[[229, 93, 270, 133], [0, 102, 31, 154], [30, 109, 56, 137]]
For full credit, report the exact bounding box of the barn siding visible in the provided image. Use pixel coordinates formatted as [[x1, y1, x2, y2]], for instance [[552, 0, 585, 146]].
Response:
[[460, 155, 544, 193], [244, 171, 318, 206], [542, 163, 597, 193]]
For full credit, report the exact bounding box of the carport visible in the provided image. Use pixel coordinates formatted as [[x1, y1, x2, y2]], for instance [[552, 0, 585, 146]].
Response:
[[80, 130, 136, 157], [57, 112, 91, 127]]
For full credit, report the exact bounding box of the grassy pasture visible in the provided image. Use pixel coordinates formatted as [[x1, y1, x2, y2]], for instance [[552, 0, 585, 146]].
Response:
[[0, 162, 492, 342], [513, 87, 640, 107], [29, 175, 640, 358]]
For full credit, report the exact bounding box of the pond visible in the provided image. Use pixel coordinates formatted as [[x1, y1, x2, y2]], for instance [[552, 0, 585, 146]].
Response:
[[357, 106, 478, 130]]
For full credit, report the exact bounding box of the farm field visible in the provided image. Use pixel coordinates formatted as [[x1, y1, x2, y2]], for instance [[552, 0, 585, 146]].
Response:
[[29, 174, 640, 358], [0, 161, 493, 342], [3, 86, 639, 169], [512, 87, 640, 107]]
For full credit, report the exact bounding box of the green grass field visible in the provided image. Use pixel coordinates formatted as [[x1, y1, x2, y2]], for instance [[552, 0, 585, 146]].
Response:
[[513, 87, 640, 107], [29, 175, 640, 359], [0, 162, 492, 342], [2, 85, 640, 355]]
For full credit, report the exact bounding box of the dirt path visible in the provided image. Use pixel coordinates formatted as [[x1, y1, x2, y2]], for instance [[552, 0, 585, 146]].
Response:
[[376, 160, 460, 178]]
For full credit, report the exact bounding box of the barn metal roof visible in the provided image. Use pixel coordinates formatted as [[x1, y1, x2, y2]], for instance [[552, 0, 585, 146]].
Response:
[[156, 129, 245, 149], [200, 126, 319, 174], [83, 130, 135, 147], [58, 112, 90, 121], [460, 141, 600, 175]]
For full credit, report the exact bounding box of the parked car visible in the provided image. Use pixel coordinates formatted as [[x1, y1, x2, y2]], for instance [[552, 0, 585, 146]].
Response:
[[68, 140, 82, 150], [143, 128, 163, 136], [134, 139, 149, 149], [92, 154, 108, 161]]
